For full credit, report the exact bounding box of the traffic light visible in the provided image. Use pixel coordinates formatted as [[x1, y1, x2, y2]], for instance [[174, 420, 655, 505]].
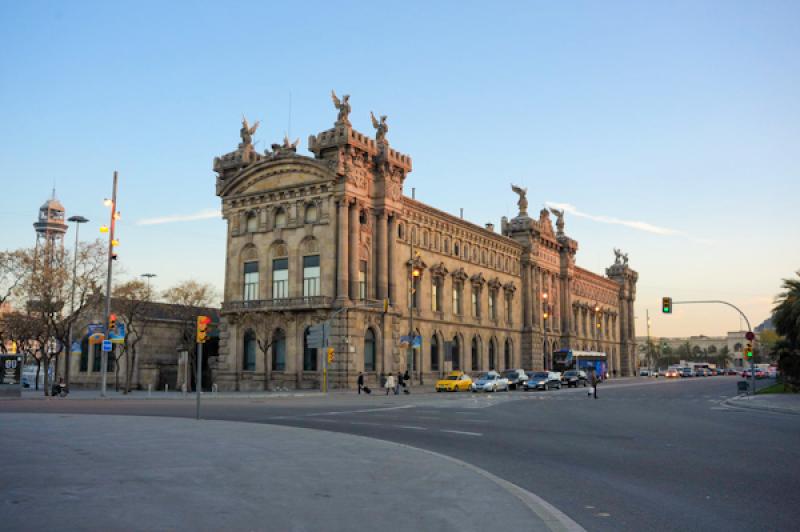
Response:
[[662, 297, 672, 314], [108, 313, 117, 331], [196, 315, 211, 344], [327, 347, 335, 364], [745, 343, 753, 358]]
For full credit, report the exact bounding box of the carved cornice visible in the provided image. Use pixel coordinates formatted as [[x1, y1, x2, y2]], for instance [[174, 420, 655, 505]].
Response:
[[429, 261, 449, 278], [451, 267, 469, 282]]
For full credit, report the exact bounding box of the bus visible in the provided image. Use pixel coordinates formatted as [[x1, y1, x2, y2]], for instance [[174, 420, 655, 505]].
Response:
[[553, 349, 607, 378]]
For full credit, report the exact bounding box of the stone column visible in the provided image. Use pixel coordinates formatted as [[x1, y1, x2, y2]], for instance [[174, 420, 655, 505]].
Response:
[[377, 211, 388, 300], [521, 262, 531, 327], [348, 201, 359, 300], [336, 199, 349, 300], [387, 214, 396, 303]]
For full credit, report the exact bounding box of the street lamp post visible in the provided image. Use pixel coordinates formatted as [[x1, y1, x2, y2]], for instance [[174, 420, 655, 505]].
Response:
[[408, 236, 422, 385], [65, 215, 89, 388], [141, 273, 157, 298], [101, 171, 119, 397], [542, 292, 549, 370]]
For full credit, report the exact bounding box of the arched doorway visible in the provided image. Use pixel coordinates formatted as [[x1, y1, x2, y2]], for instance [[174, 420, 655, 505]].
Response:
[[471, 336, 480, 371], [430, 334, 440, 372], [303, 327, 318, 371], [364, 328, 376, 372], [451, 335, 461, 371], [504, 338, 512, 369], [489, 339, 496, 370]]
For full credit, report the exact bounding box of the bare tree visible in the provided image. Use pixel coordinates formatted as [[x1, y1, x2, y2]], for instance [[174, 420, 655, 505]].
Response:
[[162, 280, 218, 391], [113, 279, 154, 393], [239, 311, 288, 391]]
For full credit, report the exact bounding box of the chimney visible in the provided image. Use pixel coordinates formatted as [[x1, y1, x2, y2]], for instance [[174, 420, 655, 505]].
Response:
[[485, 223, 494, 232]]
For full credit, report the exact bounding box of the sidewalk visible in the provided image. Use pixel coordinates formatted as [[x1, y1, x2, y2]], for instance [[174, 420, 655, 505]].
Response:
[[0, 413, 582, 532], [724, 392, 800, 415], [16, 387, 326, 401]]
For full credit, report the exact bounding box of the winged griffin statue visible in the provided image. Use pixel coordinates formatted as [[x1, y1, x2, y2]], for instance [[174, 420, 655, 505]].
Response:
[[371, 111, 389, 144], [240, 115, 260, 147], [331, 90, 351, 124], [511, 184, 528, 215], [549, 207, 565, 234]]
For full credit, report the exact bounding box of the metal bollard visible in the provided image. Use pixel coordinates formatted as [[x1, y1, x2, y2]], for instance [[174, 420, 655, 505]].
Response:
[[147, 384, 152, 398]]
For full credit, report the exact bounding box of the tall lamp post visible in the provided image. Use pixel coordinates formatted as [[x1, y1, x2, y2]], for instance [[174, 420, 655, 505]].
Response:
[[141, 273, 157, 297], [101, 171, 119, 397], [408, 240, 422, 384], [65, 215, 89, 388]]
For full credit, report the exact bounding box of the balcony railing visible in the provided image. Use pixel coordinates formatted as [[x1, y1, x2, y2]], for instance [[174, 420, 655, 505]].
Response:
[[223, 296, 333, 312]]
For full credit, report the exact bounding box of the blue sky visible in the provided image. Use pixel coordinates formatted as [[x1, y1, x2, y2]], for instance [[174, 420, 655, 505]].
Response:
[[1, 0, 798, 336]]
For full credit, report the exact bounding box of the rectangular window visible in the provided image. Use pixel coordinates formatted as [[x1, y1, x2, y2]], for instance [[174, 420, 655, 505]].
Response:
[[303, 255, 320, 297], [243, 261, 259, 301], [358, 260, 367, 300], [453, 284, 462, 315], [472, 288, 479, 318], [431, 280, 439, 312], [489, 291, 496, 320], [506, 296, 512, 322], [272, 258, 289, 299]]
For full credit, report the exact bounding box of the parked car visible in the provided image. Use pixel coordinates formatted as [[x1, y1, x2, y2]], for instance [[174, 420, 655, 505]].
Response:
[[524, 371, 562, 391], [768, 367, 778, 379], [665, 368, 681, 378], [435, 371, 473, 392], [725, 368, 738, 376], [695, 368, 709, 377], [470, 371, 509, 393], [562, 370, 588, 388], [502, 369, 528, 390], [681, 367, 694, 377]]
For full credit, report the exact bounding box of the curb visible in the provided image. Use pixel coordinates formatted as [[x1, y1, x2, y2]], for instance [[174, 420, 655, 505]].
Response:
[[722, 395, 800, 416]]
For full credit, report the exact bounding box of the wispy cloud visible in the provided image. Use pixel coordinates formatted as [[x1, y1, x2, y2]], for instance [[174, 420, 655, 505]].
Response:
[[545, 202, 710, 243], [137, 208, 221, 226]]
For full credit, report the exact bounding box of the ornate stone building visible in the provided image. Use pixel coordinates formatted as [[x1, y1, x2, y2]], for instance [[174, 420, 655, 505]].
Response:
[[212, 93, 638, 391]]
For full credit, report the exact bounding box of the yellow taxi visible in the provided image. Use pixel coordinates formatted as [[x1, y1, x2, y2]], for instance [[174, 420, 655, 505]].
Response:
[[435, 371, 473, 392]]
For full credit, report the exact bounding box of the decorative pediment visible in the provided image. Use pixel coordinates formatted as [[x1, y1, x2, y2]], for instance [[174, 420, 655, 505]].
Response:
[[470, 272, 486, 287], [429, 261, 449, 278], [451, 267, 468, 282]]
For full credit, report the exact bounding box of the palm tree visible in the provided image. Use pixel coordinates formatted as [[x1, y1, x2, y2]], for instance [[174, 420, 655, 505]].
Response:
[[773, 271, 800, 385], [773, 270, 800, 348]]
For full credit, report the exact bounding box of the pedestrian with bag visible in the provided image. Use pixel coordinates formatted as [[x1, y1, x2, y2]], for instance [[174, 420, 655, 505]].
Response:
[[385, 373, 395, 396], [588, 370, 599, 399], [395, 371, 403, 395], [357, 372, 364, 395]]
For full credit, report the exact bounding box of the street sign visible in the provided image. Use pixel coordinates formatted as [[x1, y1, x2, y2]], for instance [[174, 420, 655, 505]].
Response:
[[745, 331, 755, 341], [110, 323, 126, 344], [88, 323, 104, 335], [70, 342, 82, 355], [102, 340, 112, 352], [307, 323, 325, 349]]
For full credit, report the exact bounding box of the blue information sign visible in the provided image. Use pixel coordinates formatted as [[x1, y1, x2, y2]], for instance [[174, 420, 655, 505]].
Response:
[[102, 340, 112, 352]]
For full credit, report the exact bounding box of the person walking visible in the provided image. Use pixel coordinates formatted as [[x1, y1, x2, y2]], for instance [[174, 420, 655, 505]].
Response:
[[385, 373, 395, 396], [589, 371, 599, 399], [395, 371, 403, 395], [357, 372, 364, 395]]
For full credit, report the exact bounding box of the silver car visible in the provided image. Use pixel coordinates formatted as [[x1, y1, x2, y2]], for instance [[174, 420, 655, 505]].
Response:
[[470, 371, 510, 392], [524, 371, 562, 391]]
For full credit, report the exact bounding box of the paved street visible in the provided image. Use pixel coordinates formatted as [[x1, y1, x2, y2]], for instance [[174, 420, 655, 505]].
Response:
[[2, 377, 798, 531]]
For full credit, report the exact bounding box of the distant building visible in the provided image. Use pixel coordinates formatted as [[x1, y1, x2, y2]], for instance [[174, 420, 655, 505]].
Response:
[[637, 331, 749, 368]]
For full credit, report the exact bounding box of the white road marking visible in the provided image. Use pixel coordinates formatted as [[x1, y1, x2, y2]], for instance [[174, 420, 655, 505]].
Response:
[[398, 425, 427, 431], [440, 429, 482, 437], [304, 404, 415, 417]]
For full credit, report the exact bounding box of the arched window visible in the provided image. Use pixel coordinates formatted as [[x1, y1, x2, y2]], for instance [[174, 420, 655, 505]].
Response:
[[443, 238, 450, 254], [451, 335, 461, 371], [430, 334, 440, 372], [364, 328, 376, 372], [471, 336, 480, 371], [304, 327, 318, 371], [243, 329, 256, 371], [246, 211, 258, 232], [423, 231, 429, 247], [274, 208, 287, 228], [272, 329, 286, 371], [398, 224, 405, 239], [304, 204, 318, 224], [488, 340, 496, 370], [453, 242, 460, 257], [463, 244, 469, 260], [504, 338, 512, 369], [359, 210, 368, 225], [243, 261, 258, 301]]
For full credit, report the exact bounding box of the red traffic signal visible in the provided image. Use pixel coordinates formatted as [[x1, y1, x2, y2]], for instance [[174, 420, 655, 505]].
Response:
[[196, 315, 212, 343]]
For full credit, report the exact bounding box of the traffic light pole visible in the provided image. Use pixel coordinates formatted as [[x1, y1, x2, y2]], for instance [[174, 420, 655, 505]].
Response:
[[668, 299, 755, 393], [196, 342, 202, 420], [101, 171, 118, 398]]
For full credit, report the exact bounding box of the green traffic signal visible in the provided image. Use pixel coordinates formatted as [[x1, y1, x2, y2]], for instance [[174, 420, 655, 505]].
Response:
[[662, 297, 672, 314]]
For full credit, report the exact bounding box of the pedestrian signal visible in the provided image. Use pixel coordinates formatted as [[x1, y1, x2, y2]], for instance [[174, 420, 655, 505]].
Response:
[[662, 297, 672, 314], [197, 315, 211, 344]]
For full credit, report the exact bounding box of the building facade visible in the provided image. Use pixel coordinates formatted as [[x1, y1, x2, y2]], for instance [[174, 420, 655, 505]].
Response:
[[637, 331, 750, 368], [212, 96, 638, 391]]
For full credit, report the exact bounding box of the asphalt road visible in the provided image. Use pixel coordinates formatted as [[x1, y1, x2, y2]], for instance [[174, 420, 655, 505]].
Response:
[[2, 377, 798, 531]]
